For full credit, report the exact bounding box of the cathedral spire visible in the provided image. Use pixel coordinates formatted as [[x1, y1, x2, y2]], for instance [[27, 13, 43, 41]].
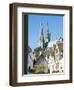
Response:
[[45, 22, 50, 44], [40, 22, 43, 35], [38, 22, 44, 48]]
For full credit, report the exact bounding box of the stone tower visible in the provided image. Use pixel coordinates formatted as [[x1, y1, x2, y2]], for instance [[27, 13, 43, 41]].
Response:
[[45, 22, 50, 45], [38, 22, 45, 48]]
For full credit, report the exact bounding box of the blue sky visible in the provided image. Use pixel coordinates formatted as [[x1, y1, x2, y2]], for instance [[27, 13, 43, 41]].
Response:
[[28, 14, 63, 51]]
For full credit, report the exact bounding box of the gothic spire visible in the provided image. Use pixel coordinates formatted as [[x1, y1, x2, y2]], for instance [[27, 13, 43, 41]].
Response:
[[38, 22, 44, 48], [40, 22, 43, 36], [45, 22, 50, 43]]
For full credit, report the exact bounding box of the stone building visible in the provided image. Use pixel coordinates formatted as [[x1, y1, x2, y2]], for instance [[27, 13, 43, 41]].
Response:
[[35, 22, 64, 74], [28, 22, 64, 74]]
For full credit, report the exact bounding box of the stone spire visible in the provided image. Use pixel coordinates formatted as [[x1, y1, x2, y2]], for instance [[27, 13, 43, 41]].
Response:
[[45, 22, 50, 43], [38, 22, 44, 48]]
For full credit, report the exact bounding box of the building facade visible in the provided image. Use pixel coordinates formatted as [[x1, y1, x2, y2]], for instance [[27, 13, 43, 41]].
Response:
[[28, 22, 64, 74], [37, 22, 63, 74]]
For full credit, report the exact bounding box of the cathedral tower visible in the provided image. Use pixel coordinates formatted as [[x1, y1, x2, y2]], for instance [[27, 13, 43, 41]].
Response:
[[45, 22, 50, 44], [38, 22, 45, 48]]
